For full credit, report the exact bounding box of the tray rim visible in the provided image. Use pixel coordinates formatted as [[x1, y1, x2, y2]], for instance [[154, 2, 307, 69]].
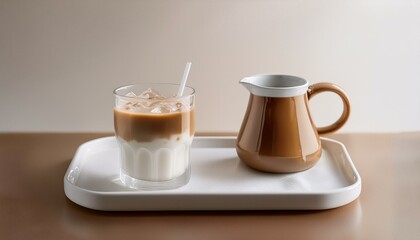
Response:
[[64, 136, 362, 210]]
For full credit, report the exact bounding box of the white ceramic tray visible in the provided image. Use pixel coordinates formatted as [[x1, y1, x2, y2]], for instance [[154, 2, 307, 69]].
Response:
[[64, 136, 361, 211]]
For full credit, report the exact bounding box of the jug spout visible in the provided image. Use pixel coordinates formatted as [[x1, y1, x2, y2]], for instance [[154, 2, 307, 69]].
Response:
[[239, 77, 254, 93]]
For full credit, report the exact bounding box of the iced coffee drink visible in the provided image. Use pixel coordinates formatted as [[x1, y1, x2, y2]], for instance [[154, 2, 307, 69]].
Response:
[[114, 84, 195, 190]]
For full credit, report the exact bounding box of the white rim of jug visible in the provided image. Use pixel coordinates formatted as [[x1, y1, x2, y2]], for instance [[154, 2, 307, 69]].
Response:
[[240, 74, 309, 98]]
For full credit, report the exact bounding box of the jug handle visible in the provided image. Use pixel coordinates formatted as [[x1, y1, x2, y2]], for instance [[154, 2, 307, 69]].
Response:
[[307, 83, 351, 135]]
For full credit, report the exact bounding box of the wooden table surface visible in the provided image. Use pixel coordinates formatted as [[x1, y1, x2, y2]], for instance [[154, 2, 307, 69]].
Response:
[[1, 133, 419, 239]]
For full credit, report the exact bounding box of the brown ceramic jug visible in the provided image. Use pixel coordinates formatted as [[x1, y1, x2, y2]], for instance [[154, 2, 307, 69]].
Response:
[[236, 75, 350, 173]]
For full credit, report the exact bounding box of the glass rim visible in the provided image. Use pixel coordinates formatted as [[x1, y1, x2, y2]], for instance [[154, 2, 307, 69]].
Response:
[[113, 83, 195, 99]]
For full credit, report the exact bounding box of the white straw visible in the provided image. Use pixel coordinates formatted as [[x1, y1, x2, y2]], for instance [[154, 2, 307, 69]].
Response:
[[177, 62, 192, 97]]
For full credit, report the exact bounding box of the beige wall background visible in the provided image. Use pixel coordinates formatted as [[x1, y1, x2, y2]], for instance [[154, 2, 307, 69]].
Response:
[[1, 0, 420, 133]]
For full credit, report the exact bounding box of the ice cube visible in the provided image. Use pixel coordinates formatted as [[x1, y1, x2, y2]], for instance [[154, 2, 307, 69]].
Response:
[[138, 88, 164, 100], [122, 101, 145, 111], [131, 102, 145, 109], [167, 101, 183, 112], [150, 103, 171, 113], [125, 91, 137, 98], [175, 102, 183, 111], [123, 102, 135, 111]]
